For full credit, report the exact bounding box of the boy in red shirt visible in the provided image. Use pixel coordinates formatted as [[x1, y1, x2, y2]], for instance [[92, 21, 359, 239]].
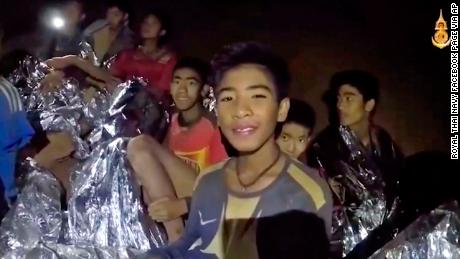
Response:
[[127, 57, 227, 242], [110, 9, 176, 101]]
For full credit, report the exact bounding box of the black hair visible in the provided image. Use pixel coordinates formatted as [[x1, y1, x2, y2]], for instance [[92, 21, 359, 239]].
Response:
[[285, 98, 316, 132], [329, 70, 380, 103], [210, 41, 290, 101], [0, 22, 4, 41], [173, 57, 210, 85], [140, 8, 172, 46], [256, 211, 329, 259], [106, 0, 131, 15], [0, 49, 32, 78], [61, 0, 85, 13]]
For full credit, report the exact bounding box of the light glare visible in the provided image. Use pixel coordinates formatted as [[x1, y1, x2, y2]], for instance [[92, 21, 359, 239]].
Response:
[[51, 16, 65, 29]]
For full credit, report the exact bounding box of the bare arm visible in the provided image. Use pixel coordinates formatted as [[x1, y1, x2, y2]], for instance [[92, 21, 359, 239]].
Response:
[[85, 76, 113, 91], [45, 56, 120, 90], [72, 57, 117, 83]]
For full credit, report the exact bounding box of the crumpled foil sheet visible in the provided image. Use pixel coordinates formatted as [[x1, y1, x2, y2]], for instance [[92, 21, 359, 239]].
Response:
[[0, 153, 160, 259], [68, 79, 168, 250], [79, 40, 117, 70], [86, 79, 169, 146], [84, 80, 141, 147], [79, 41, 99, 67], [81, 90, 111, 140], [7, 56, 92, 159], [0, 158, 63, 258], [38, 78, 91, 159], [68, 137, 166, 250], [332, 125, 388, 256], [370, 201, 460, 259], [3, 243, 144, 259], [7, 55, 50, 111], [202, 85, 216, 114], [1, 73, 168, 257]]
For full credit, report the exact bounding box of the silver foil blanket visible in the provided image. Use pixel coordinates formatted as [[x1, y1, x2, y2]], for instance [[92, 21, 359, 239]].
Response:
[[86, 79, 169, 146], [7, 55, 50, 111], [0, 155, 157, 258], [38, 78, 93, 159], [1, 243, 144, 259], [202, 85, 216, 114], [370, 201, 460, 259], [79, 40, 117, 70], [0, 74, 168, 257], [0, 159, 63, 258], [67, 79, 168, 251], [7, 56, 98, 159], [332, 125, 388, 256], [79, 41, 99, 67], [66, 80, 168, 250], [68, 137, 167, 250]]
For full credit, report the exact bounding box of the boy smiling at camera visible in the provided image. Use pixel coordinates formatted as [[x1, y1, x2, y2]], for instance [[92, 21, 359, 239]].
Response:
[[146, 42, 332, 259]]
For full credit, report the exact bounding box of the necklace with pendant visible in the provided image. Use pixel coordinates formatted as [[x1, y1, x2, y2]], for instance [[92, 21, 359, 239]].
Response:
[[236, 149, 282, 192]]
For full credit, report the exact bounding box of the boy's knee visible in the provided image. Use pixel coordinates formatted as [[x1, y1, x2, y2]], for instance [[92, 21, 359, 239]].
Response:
[[127, 135, 155, 161], [127, 135, 168, 186], [47, 132, 74, 155]]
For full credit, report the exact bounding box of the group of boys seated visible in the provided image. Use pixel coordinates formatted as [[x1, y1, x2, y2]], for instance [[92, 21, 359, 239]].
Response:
[[1, 2, 410, 257]]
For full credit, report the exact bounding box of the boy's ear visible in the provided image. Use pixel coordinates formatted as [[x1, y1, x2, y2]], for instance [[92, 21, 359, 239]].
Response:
[[80, 14, 86, 22], [160, 29, 166, 36], [277, 97, 290, 122], [365, 99, 376, 113], [201, 84, 210, 98]]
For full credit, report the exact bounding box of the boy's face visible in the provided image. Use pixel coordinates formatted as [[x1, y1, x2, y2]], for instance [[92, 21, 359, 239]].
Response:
[[170, 67, 202, 111], [337, 84, 374, 127], [216, 64, 289, 153], [63, 2, 84, 29], [277, 122, 311, 159], [141, 15, 163, 39], [106, 7, 126, 28]]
